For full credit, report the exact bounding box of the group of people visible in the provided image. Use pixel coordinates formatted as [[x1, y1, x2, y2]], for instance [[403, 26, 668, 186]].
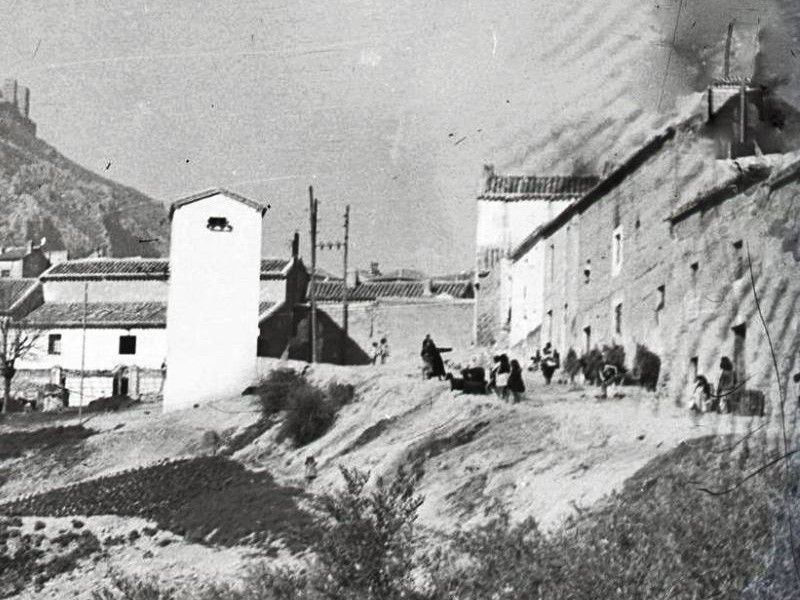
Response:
[[689, 356, 739, 414], [489, 354, 526, 402], [371, 337, 390, 365]]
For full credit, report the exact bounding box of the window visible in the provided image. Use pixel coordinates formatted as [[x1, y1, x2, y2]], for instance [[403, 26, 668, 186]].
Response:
[[583, 326, 592, 354], [614, 302, 623, 335], [548, 243, 555, 282], [732, 240, 744, 279], [207, 216, 232, 232], [611, 226, 623, 276], [546, 309, 553, 342], [655, 285, 665, 326], [0, 270, 9, 278], [119, 335, 137, 355], [48, 334, 62, 355], [690, 261, 699, 282], [584, 259, 592, 284]]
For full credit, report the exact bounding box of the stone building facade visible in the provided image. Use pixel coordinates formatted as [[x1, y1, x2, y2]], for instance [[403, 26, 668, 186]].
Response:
[[498, 90, 800, 407]]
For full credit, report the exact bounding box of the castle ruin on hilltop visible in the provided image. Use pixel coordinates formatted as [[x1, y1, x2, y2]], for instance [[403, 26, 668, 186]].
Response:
[[0, 78, 36, 136]]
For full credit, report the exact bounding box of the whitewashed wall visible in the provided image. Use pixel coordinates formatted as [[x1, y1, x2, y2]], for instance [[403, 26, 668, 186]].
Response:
[[163, 193, 263, 411], [17, 328, 166, 371], [509, 243, 545, 347], [43, 279, 168, 303]]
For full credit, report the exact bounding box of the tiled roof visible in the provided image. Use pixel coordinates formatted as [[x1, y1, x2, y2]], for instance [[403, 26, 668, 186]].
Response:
[[312, 280, 473, 302], [479, 175, 599, 202], [259, 300, 278, 320], [0, 247, 29, 261], [169, 188, 269, 219], [0, 279, 40, 314], [23, 302, 167, 328], [372, 268, 426, 281], [41, 258, 169, 281], [261, 258, 293, 280]]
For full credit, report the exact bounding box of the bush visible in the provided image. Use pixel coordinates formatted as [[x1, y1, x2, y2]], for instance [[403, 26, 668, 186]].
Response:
[[601, 343, 626, 374], [253, 368, 307, 416], [314, 467, 424, 600], [278, 382, 336, 447], [633, 344, 661, 391], [579, 347, 604, 385], [326, 382, 356, 409], [562, 348, 581, 383]]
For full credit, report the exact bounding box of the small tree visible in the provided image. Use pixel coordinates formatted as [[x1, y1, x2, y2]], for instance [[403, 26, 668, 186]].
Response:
[[0, 316, 41, 414], [314, 466, 424, 600]]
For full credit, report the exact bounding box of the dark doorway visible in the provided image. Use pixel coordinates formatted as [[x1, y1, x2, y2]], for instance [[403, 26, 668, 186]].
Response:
[[583, 326, 591, 354], [113, 370, 129, 396], [732, 323, 746, 386]]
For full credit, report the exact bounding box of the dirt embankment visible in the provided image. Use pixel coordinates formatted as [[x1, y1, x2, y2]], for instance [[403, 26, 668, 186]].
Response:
[[0, 358, 781, 597]]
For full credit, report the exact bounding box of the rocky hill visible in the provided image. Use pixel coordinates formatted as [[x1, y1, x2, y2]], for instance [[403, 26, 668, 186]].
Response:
[[0, 112, 167, 258]]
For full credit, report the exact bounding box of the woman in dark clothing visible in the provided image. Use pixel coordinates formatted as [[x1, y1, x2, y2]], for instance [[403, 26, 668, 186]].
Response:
[[541, 343, 558, 385], [495, 354, 511, 401], [507, 359, 526, 403], [421, 334, 446, 380], [716, 356, 737, 413]]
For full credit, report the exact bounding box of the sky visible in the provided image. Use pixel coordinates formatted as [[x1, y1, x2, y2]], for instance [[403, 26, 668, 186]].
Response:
[[0, 0, 797, 275]]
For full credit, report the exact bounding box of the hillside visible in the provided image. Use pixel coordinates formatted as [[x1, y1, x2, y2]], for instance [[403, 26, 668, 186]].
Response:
[[2, 359, 793, 597], [0, 115, 167, 258]]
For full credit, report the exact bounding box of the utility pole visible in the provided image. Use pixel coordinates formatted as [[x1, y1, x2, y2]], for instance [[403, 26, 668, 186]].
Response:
[[342, 205, 350, 364], [308, 186, 319, 363], [79, 281, 87, 421]]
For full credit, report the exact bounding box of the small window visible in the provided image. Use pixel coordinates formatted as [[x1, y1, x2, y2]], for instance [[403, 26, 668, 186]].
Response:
[[614, 302, 623, 335], [690, 261, 699, 278], [689, 356, 699, 380], [119, 335, 137, 355], [207, 216, 232, 232], [548, 244, 555, 282], [583, 326, 592, 354], [611, 226, 624, 276], [732, 240, 744, 279], [0, 270, 10, 278], [584, 259, 592, 284], [655, 285, 665, 325], [48, 334, 62, 355]]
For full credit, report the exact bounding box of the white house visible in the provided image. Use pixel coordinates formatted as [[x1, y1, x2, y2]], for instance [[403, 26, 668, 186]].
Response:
[[17, 258, 170, 403], [163, 188, 267, 412]]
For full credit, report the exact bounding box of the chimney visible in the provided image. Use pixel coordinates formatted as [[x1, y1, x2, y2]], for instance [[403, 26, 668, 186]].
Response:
[[18, 86, 30, 118], [2, 79, 17, 106], [345, 268, 358, 288], [291, 231, 300, 260], [423, 278, 433, 296], [370, 261, 380, 276], [25, 240, 33, 254]]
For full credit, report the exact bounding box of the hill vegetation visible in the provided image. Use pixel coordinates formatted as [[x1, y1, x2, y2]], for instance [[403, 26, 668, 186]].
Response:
[[0, 118, 167, 258]]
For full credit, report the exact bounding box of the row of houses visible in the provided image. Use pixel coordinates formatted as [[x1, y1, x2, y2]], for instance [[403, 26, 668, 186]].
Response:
[[474, 76, 800, 407], [5, 190, 474, 408]]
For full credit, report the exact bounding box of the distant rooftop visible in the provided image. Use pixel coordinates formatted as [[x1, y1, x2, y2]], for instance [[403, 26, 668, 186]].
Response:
[[313, 280, 473, 302], [41, 258, 169, 281], [24, 301, 166, 328], [0, 279, 40, 314], [261, 258, 294, 280], [479, 172, 599, 202]]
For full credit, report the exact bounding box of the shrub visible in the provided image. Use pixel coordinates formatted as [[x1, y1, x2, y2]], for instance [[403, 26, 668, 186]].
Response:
[[579, 347, 604, 385], [562, 348, 581, 383], [326, 381, 356, 410], [277, 382, 335, 447], [91, 571, 178, 600], [253, 368, 307, 417], [601, 343, 626, 373], [633, 344, 661, 391], [313, 467, 424, 600]]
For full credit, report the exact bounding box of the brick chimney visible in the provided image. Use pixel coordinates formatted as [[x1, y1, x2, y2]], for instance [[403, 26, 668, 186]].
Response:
[[25, 240, 33, 253], [369, 261, 380, 276], [291, 231, 300, 260]]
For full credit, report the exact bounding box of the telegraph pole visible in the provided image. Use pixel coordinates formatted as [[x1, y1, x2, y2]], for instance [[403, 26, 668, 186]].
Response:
[[78, 281, 87, 421], [308, 186, 319, 363], [342, 205, 350, 363]]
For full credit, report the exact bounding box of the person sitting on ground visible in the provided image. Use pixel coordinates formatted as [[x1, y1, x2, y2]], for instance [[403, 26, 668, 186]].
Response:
[[689, 375, 712, 413], [541, 343, 559, 385], [507, 359, 526, 403]]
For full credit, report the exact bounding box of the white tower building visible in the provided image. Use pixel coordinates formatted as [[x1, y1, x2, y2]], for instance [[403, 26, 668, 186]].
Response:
[[163, 188, 267, 412]]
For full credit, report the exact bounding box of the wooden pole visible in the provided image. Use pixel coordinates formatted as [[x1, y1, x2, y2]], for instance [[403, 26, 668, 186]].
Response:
[[342, 205, 350, 364], [79, 281, 87, 421], [309, 186, 318, 363]]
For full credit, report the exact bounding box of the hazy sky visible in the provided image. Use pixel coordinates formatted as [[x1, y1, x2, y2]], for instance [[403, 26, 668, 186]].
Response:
[[0, 0, 797, 274]]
